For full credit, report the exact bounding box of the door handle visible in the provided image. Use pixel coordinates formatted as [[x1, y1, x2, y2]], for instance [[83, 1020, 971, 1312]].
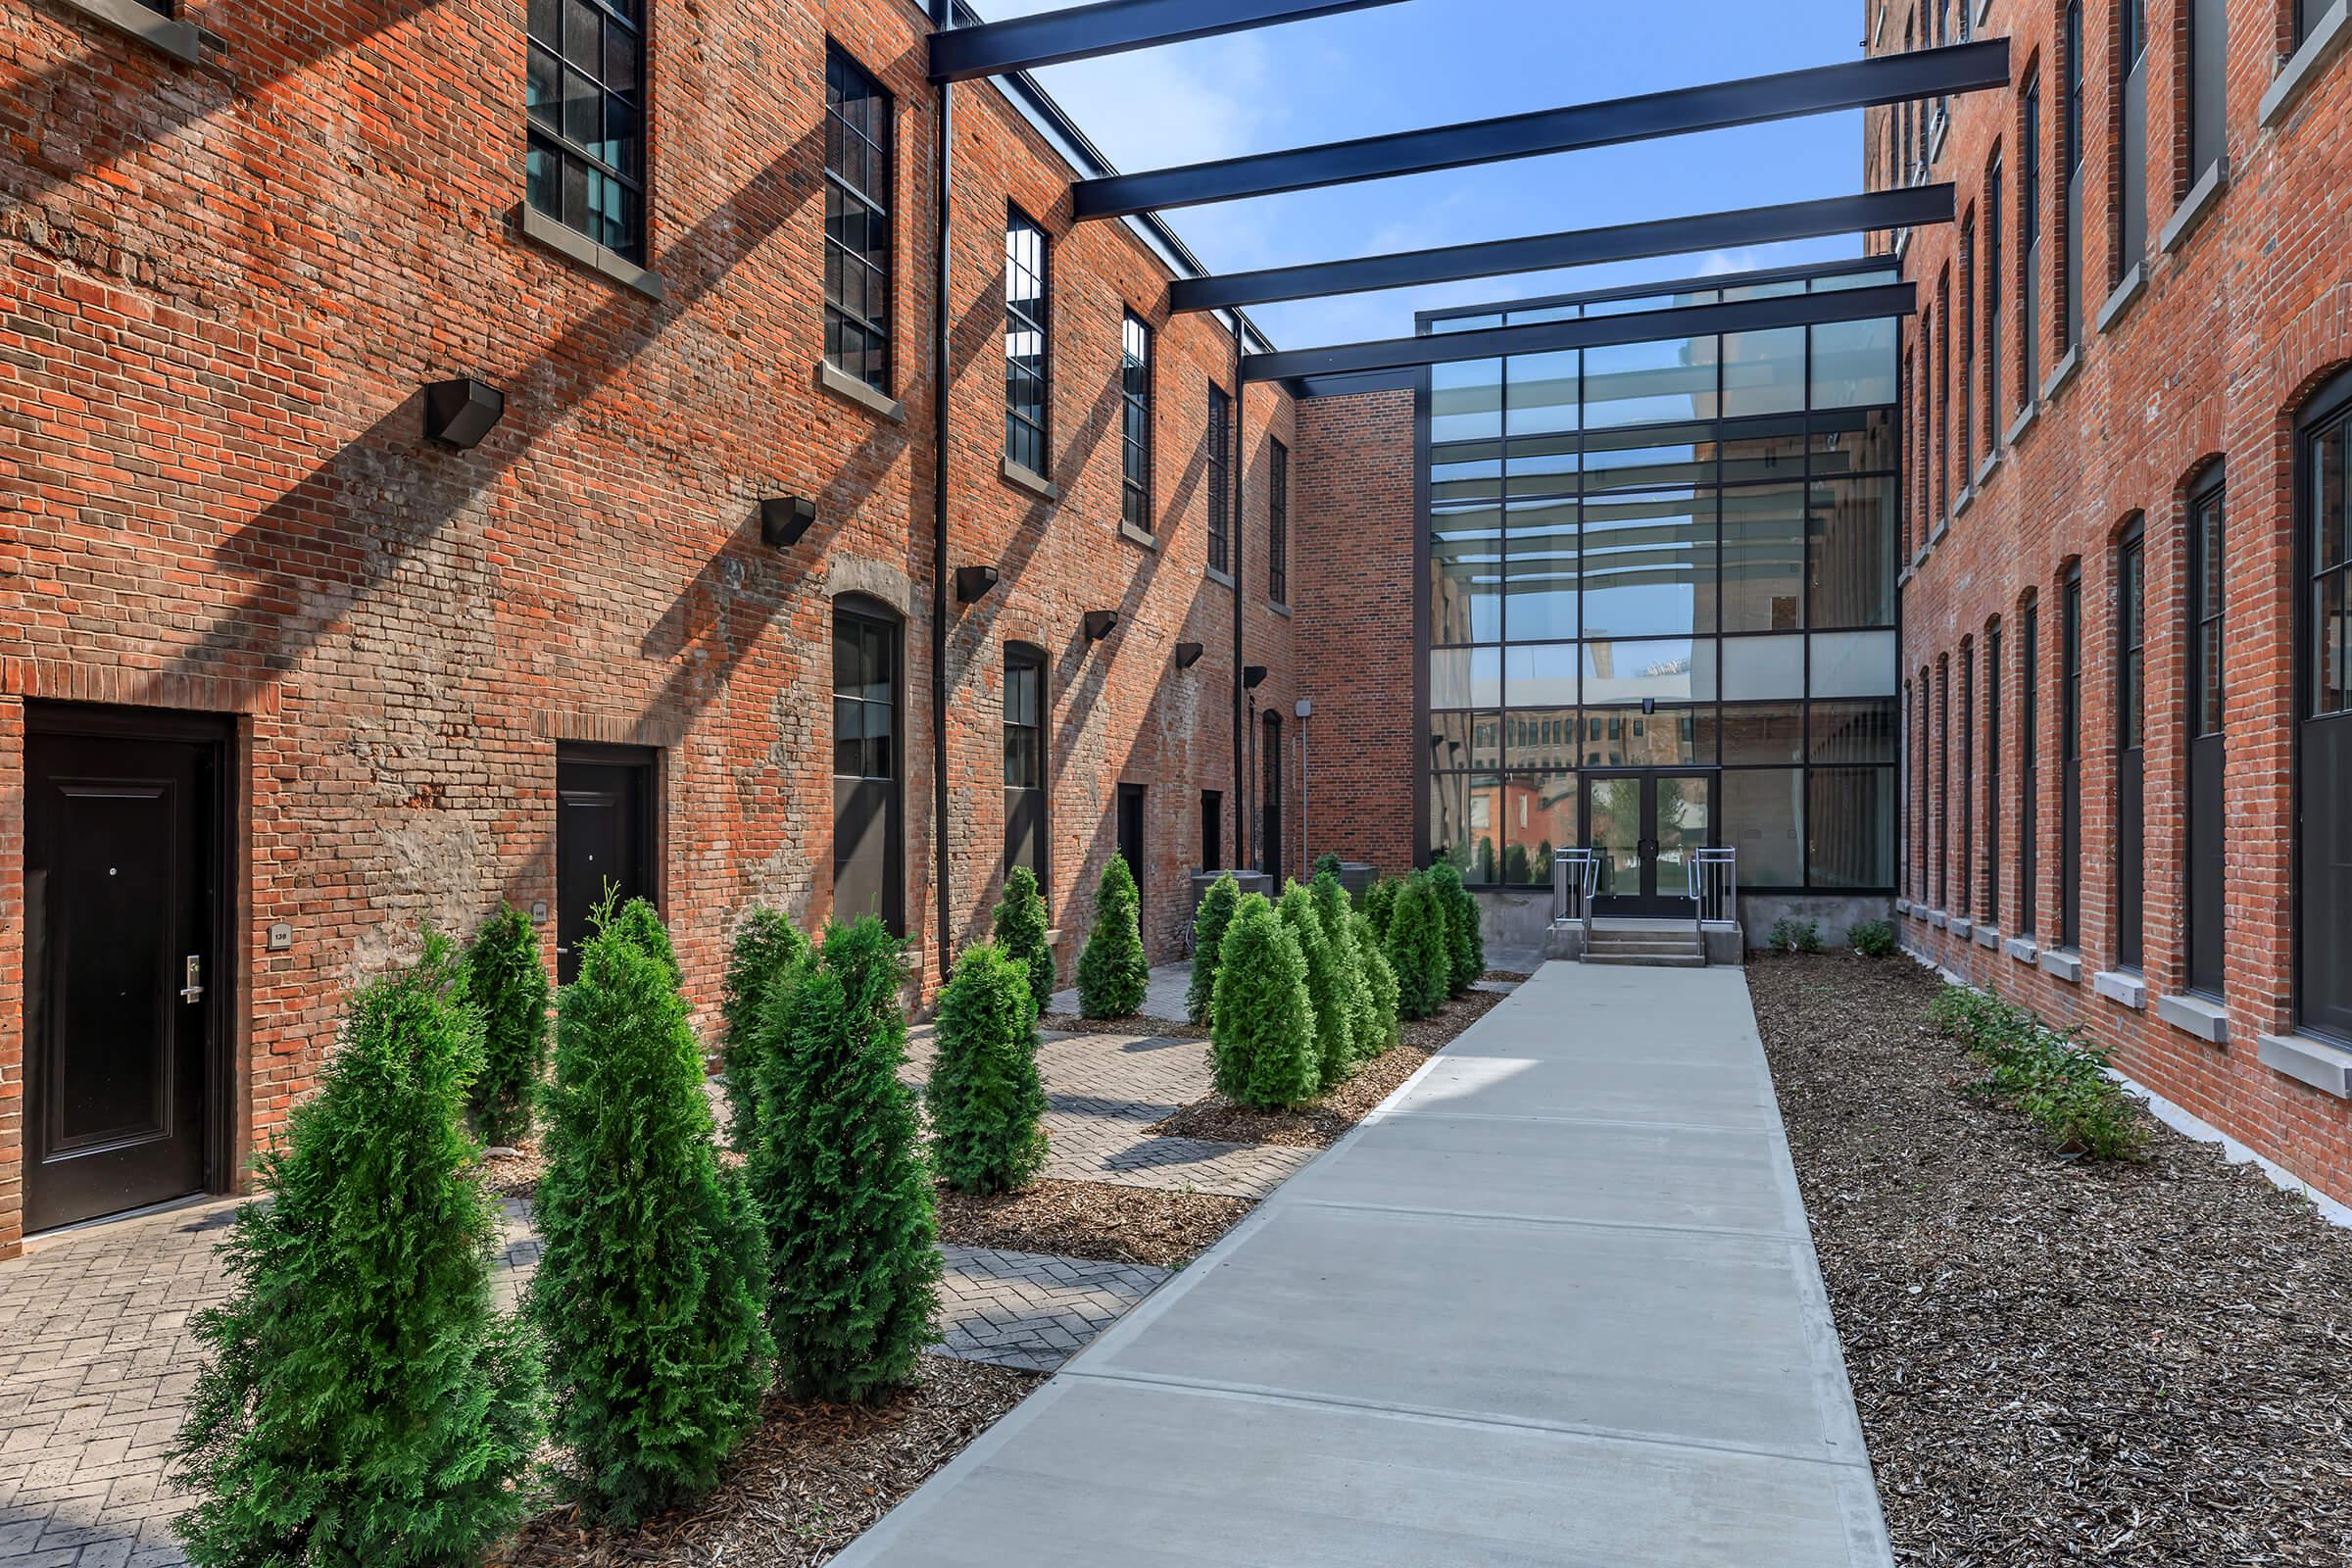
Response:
[[180, 955, 204, 1004]]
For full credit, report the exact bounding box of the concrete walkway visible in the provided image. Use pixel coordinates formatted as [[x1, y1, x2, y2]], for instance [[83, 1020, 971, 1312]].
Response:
[[838, 962, 1893, 1567]]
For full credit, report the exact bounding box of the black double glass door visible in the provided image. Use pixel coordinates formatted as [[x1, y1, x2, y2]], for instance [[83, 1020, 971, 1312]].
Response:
[[1583, 772, 1714, 917]]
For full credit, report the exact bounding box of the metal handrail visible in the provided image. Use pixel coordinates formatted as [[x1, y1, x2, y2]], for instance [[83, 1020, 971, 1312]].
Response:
[[1686, 848, 1739, 940], [1554, 848, 1601, 948]]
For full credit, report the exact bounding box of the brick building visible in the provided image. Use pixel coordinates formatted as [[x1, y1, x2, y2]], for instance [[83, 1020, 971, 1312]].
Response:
[[1870, 0, 2352, 1199], [0, 0, 1328, 1250]]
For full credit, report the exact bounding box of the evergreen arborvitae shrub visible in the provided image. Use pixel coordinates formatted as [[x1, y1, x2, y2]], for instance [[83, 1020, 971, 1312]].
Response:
[[530, 899, 772, 1525], [1428, 859, 1485, 994], [1312, 851, 1345, 882], [719, 906, 809, 1152], [610, 896, 682, 985], [172, 932, 540, 1566], [992, 865, 1056, 1016], [1209, 894, 1320, 1110], [1186, 872, 1243, 1027], [926, 943, 1049, 1195], [461, 903, 550, 1148], [1352, 909, 1402, 1051], [1277, 882, 1352, 1088], [1311, 872, 1379, 1065], [1362, 876, 1403, 942], [1076, 855, 1149, 1019], [1387, 875, 1452, 1019], [750, 917, 940, 1402]]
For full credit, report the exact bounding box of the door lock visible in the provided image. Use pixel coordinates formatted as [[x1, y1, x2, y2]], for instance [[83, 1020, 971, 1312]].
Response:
[[180, 956, 205, 1004]]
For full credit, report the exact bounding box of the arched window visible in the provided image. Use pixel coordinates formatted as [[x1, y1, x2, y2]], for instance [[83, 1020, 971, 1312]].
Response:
[[2299, 371, 2352, 1038], [2186, 469, 2227, 997]]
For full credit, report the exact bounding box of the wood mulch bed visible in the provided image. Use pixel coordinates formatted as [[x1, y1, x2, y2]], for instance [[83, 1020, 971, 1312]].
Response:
[[492, 1354, 1039, 1567], [1149, 986, 1507, 1149], [479, 1142, 548, 1201], [933, 1178, 1251, 1268], [1750, 951, 2352, 1567], [1038, 1011, 1206, 1040]]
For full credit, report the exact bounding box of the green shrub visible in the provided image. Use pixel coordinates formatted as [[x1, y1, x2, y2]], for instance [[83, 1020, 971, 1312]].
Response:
[[531, 899, 772, 1524], [1312, 872, 1380, 1064], [1076, 856, 1149, 1019], [1312, 851, 1345, 882], [1848, 918, 1898, 958], [1362, 876, 1403, 941], [1209, 894, 1319, 1109], [172, 932, 540, 1566], [1426, 859, 1484, 994], [1387, 875, 1452, 1020], [750, 917, 940, 1402], [610, 896, 682, 984], [461, 903, 550, 1147], [720, 906, 809, 1151], [1768, 915, 1824, 955], [1278, 881, 1353, 1087], [1502, 844, 1532, 885], [1352, 909, 1401, 1052], [1186, 872, 1242, 1027], [926, 943, 1049, 1195], [1930, 984, 2146, 1160], [992, 865, 1056, 1017]]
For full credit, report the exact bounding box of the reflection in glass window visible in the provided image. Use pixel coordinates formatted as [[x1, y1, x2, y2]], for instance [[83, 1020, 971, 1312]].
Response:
[[1504, 643, 1580, 707], [1809, 475, 1898, 628], [1430, 504, 1502, 645], [1808, 766, 1895, 887], [1810, 630, 1901, 698], [1724, 768, 1804, 887], [1004, 210, 1050, 476], [1720, 483, 1807, 632], [1810, 698, 1899, 762], [1809, 318, 1898, 408], [1503, 499, 1578, 642], [1720, 703, 1805, 763], [1581, 490, 1717, 638], [1583, 639, 1715, 706], [527, 0, 647, 260], [1721, 326, 1807, 417], [1719, 635, 1806, 701], [1507, 351, 1579, 435], [1584, 337, 1720, 428]]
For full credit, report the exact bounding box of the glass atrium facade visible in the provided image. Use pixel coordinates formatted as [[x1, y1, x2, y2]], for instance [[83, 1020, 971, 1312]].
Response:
[[1422, 262, 1903, 897]]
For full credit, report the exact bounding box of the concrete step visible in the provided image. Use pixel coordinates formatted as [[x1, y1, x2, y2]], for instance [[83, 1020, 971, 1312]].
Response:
[[1582, 953, 1708, 968]]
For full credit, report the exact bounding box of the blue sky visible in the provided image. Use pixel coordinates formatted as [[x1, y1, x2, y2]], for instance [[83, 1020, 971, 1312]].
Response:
[[986, 0, 1873, 346]]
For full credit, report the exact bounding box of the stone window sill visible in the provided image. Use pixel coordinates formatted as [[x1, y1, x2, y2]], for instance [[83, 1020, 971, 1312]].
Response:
[[2261, 0, 2352, 127], [2095, 264, 2146, 335], [2039, 346, 2082, 405], [1951, 916, 1975, 940], [2091, 968, 2148, 1009], [2157, 992, 2230, 1046], [1267, 600, 1293, 618], [1953, 484, 1977, 519], [1205, 564, 1236, 589], [1927, 909, 1949, 930], [1973, 922, 1999, 950], [52, 0, 200, 62], [2257, 1030, 2352, 1099], [817, 360, 905, 423], [2005, 398, 2039, 447], [1118, 520, 1158, 552], [519, 204, 665, 302], [1001, 455, 1058, 502], [2040, 947, 2084, 983], [2160, 160, 2229, 254], [1974, 449, 2000, 488], [2004, 934, 2041, 964], [1895, 898, 1912, 914]]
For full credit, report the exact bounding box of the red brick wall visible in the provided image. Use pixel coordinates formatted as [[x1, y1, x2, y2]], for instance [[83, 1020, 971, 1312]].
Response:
[[0, 0, 1297, 1250], [1874, 0, 2352, 1200], [1294, 387, 1421, 875]]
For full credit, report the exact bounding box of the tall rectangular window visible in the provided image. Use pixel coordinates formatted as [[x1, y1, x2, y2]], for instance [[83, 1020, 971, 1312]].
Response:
[[1207, 385, 1232, 575], [1960, 640, 1976, 916], [2299, 378, 2352, 1038], [2117, 529, 2147, 968], [824, 47, 894, 393], [2021, 600, 2039, 934], [1985, 154, 2003, 453], [1004, 645, 1047, 881], [1268, 438, 1291, 606], [834, 602, 904, 936], [2118, 0, 2149, 273], [2186, 476, 2227, 995], [1936, 275, 1951, 517], [1004, 209, 1050, 477], [1937, 660, 1951, 908], [2022, 75, 2042, 401], [1986, 617, 2002, 925], [2061, 569, 2083, 948], [1120, 313, 1152, 532], [1201, 790, 1224, 872], [2064, 1, 2084, 349], [526, 0, 647, 261], [2189, 0, 2228, 179], [1958, 219, 1976, 470]]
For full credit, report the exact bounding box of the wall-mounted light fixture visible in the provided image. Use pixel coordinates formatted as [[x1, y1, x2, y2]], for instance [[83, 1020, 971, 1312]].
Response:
[[1084, 610, 1120, 643], [760, 496, 818, 549], [956, 564, 1002, 603], [1642, 697, 1657, 715], [1244, 664, 1269, 689], [422, 377, 505, 449], [1173, 641, 1205, 669]]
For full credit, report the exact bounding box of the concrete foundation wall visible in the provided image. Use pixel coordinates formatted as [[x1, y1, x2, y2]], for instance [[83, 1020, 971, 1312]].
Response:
[[1740, 894, 1895, 952]]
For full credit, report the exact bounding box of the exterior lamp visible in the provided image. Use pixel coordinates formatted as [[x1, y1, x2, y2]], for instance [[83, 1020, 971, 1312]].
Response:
[[1174, 641, 1205, 669], [422, 377, 505, 449], [1084, 610, 1119, 642], [1244, 664, 1269, 689], [761, 496, 818, 549], [956, 564, 1002, 603]]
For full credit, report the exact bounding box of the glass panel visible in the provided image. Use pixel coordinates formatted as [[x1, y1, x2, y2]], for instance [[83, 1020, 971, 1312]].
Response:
[[1722, 279, 1807, 302], [1582, 490, 1717, 637], [1467, 713, 1504, 770], [1811, 268, 1901, 291], [1503, 432, 1580, 496], [1809, 475, 1898, 628], [1813, 408, 1899, 476], [1811, 629, 1900, 697], [1584, 708, 1712, 767], [1503, 643, 1579, 707], [1721, 326, 1807, 417], [1653, 775, 1713, 894], [1808, 767, 1896, 887], [1460, 775, 1510, 883], [1720, 634, 1805, 701], [1588, 776, 1643, 899], [2319, 571, 2348, 718], [1428, 710, 1480, 770], [1583, 336, 1720, 428], [1431, 505, 1501, 645], [1507, 351, 1579, 435], [1809, 318, 1899, 408], [1507, 710, 1579, 770], [1720, 483, 1806, 632], [1508, 304, 1582, 324], [1429, 649, 1472, 710], [1468, 646, 1502, 709], [1583, 639, 1715, 705], [1429, 773, 1472, 862], [2318, 416, 2348, 575], [1720, 703, 1804, 763], [1718, 416, 1809, 483], [1432, 437, 1502, 503], [1431, 314, 1502, 334], [1582, 423, 1714, 491], [1502, 499, 1578, 642], [1723, 768, 1804, 887], [1492, 773, 1578, 885], [1432, 360, 1503, 444], [1810, 698, 1899, 762]]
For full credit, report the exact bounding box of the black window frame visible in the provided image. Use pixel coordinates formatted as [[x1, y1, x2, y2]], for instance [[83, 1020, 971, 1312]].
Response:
[[2063, 0, 2084, 349], [824, 44, 896, 395], [1984, 150, 2002, 456], [1120, 311, 1153, 533], [2021, 598, 2039, 935], [2061, 566, 2083, 949], [1959, 636, 1975, 917], [832, 595, 906, 937], [1208, 383, 1233, 575], [1004, 205, 1051, 479], [1004, 642, 1048, 883], [525, 0, 648, 263], [1268, 436, 1291, 607], [2296, 370, 2352, 1039], [1985, 615, 2002, 926], [2186, 469, 2227, 996], [2117, 524, 2147, 970], [2021, 73, 2042, 403]]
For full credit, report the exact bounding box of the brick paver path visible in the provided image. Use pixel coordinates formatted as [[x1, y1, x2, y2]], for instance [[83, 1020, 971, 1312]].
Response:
[[931, 1247, 1170, 1373]]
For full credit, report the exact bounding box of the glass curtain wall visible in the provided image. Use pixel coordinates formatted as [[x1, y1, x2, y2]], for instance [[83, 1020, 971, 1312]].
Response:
[[1424, 265, 1903, 890]]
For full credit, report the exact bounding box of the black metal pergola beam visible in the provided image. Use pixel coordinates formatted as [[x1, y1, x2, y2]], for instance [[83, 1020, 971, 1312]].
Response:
[[1075, 38, 2009, 220], [930, 0, 1412, 82], [1242, 281, 1917, 383], [1170, 186, 1953, 313]]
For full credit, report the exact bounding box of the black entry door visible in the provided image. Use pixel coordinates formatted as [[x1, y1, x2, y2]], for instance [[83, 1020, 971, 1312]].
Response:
[[1260, 712, 1284, 885], [1117, 784, 1146, 919], [1584, 772, 1714, 917], [25, 710, 224, 1233], [557, 747, 655, 984]]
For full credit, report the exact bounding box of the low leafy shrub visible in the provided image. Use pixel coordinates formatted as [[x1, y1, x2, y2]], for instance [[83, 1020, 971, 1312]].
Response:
[[992, 866, 1056, 1016], [1387, 874, 1452, 1020], [1930, 984, 2146, 1160], [1209, 894, 1321, 1109], [1768, 916, 1824, 954], [1187, 872, 1242, 1027], [1279, 881, 1353, 1087], [1077, 856, 1149, 1019], [1427, 859, 1484, 993], [927, 942, 1049, 1195], [461, 902, 550, 1147], [719, 906, 809, 1151], [1848, 918, 1898, 958]]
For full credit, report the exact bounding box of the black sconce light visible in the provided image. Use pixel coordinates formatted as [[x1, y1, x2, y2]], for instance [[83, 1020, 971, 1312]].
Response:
[[422, 377, 505, 449], [1084, 610, 1119, 643], [1173, 641, 1205, 670], [1642, 697, 1657, 715], [956, 564, 1002, 603], [1243, 664, 1269, 690], [760, 496, 817, 549]]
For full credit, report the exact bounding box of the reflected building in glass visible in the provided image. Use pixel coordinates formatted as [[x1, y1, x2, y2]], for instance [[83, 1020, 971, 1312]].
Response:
[[1420, 261, 1903, 909]]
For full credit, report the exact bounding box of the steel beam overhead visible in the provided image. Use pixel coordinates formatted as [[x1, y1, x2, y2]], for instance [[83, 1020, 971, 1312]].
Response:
[[929, 0, 1412, 82], [1171, 186, 1953, 313], [1242, 282, 1917, 383], [1076, 39, 2009, 220]]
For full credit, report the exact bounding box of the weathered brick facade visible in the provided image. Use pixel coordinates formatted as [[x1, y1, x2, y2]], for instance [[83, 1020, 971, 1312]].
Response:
[[0, 0, 1306, 1251], [1876, 0, 2352, 1199]]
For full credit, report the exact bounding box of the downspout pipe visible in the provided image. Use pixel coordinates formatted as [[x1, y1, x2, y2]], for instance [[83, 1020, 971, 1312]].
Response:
[[1232, 316, 1248, 871], [930, 0, 956, 984]]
